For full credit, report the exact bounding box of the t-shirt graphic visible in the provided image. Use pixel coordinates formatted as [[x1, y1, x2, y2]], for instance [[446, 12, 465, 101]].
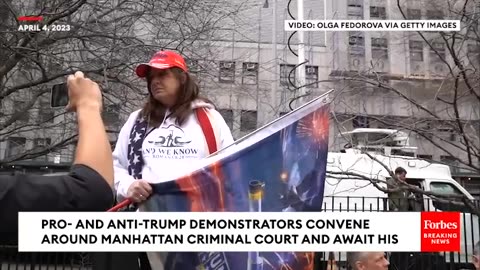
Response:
[[143, 124, 200, 160]]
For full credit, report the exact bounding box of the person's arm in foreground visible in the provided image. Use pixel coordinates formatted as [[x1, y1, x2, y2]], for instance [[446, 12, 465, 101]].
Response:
[[0, 71, 114, 241], [68, 72, 113, 186]]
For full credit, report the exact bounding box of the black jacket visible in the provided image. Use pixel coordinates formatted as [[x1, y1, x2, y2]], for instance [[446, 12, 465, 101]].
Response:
[[0, 164, 113, 244]]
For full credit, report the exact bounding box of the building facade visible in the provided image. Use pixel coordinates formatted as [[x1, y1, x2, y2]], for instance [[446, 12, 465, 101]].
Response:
[[325, 0, 480, 195]]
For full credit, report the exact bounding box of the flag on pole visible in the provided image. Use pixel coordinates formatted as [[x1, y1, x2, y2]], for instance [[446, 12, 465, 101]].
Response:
[[142, 92, 332, 270]]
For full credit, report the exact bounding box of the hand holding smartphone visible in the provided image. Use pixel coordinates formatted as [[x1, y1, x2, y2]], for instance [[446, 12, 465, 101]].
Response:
[[50, 83, 69, 108], [50, 78, 103, 110]]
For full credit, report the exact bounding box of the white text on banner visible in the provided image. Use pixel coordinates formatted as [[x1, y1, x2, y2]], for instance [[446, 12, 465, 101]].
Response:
[[18, 211, 459, 252], [284, 20, 461, 31]]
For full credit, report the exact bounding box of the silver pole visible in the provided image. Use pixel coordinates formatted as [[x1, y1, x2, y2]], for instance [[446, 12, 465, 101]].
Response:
[[324, 0, 328, 43], [271, 0, 278, 115], [296, 0, 306, 108], [257, 4, 262, 115]]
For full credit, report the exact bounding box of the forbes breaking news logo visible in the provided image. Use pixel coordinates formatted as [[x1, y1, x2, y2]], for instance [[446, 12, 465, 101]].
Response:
[[421, 212, 460, 252]]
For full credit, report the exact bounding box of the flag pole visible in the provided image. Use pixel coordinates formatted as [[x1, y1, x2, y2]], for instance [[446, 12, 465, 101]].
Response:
[[207, 89, 334, 158]]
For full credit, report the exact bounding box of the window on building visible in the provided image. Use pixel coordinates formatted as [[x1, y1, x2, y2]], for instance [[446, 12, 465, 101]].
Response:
[[102, 104, 120, 126], [305, 66, 319, 88], [38, 97, 54, 123], [371, 38, 389, 70], [347, 0, 363, 18], [352, 115, 369, 128], [417, 154, 433, 160], [408, 40, 425, 76], [430, 41, 447, 75], [371, 38, 388, 59], [186, 59, 200, 74], [240, 110, 257, 132], [431, 42, 446, 59], [407, 9, 421, 19], [438, 126, 456, 141], [349, 33, 365, 55], [409, 40, 424, 61], [219, 61, 235, 83], [280, 64, 296, 86], [391, 149, 415, 157], [426, 10, 443, 19], [14, 100, 29, 122], [241, 62, 259, 85], [33, 138, 51, 149], [349, 32, 365, 70], [6, 137, 27, 158], [33, 138, 52, 161], [218, 109, 234, 130], [370, 6, 386, 19], [349, 33, 364, 47], [372, 38, 388, 49]]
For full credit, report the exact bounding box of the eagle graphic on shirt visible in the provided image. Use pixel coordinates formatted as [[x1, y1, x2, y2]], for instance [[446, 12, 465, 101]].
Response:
[[148, 124, 192, 147]]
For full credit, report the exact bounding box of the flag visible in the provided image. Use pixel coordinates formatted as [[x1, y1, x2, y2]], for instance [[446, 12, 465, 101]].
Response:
[[142, 92, 331, 270]]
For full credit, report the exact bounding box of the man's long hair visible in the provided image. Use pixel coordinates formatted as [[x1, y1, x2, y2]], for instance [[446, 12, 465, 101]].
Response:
[[140, 67, 211, 127]]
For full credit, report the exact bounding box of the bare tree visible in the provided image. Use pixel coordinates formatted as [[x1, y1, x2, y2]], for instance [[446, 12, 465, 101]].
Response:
[[325, 0, 479, 192], [0, 0, 243, 165]]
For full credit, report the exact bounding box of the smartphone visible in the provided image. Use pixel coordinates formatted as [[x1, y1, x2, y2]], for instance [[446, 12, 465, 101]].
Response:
[[50, 83, 69, 108]]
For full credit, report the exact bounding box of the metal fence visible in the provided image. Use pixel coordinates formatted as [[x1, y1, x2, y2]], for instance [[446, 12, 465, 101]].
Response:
[[318, 196, 480, 270], [1, 196, 479, 270], [317, 251, 473, 270], [0, 245, 92, 270]]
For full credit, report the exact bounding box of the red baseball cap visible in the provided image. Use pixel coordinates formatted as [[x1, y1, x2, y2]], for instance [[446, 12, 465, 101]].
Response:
[[135, 50, 188, 77]]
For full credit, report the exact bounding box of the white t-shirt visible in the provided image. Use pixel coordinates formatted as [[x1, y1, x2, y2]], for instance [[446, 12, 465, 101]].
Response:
[[141, 112, 210, 184]]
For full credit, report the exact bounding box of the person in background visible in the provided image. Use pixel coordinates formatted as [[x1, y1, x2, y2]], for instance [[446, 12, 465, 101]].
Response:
[[387, 167, 419, 270], [347, 252, 389, 270], [0, 71, 114, 243], [112, 50, 234, 269], [388, 167, 411, 211]]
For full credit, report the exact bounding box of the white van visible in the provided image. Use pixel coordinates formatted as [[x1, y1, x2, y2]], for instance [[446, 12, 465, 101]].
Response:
[[323, 128, 479, 269]]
